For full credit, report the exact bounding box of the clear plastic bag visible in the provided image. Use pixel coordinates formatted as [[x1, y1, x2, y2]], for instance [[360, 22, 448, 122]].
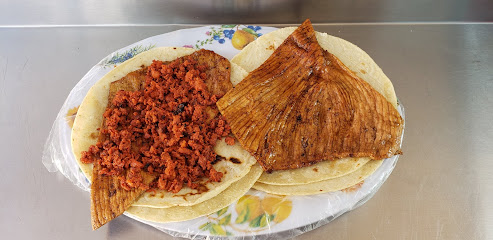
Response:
[[41, 25, 404, 239]]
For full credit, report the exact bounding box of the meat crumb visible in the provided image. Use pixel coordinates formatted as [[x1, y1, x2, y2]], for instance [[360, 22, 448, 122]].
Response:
[[225, 136, 235, 145]]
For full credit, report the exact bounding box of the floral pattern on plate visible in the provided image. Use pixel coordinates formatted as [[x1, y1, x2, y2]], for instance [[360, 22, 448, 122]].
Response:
[[193, 25, 263, 50]]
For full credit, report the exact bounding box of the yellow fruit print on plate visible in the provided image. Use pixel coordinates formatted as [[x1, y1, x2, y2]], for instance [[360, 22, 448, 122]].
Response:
[[191, 25, 263, 50], [199, 194, 293, 236], [261, 195, 292, 223]]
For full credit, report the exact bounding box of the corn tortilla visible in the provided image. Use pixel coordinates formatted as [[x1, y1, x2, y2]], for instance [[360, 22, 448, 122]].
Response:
[[126, 164, 263, 223], [252, 160, 383, 195]]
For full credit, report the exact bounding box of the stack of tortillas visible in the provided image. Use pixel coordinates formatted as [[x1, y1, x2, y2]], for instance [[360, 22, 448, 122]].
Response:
[[226, 25, 399, 196], [72, 47, 262, 225]]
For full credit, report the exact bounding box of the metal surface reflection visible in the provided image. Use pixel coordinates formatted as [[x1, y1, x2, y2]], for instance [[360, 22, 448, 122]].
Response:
[[0, 23, 492, 239], [1, 0, 493, 25]]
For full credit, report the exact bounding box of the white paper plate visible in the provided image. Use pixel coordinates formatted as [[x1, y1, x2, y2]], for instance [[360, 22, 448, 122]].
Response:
[[42, 25, 404, 239]]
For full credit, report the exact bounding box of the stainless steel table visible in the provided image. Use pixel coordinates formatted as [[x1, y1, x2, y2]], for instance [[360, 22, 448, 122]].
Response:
[[1, 7, 492, 240]]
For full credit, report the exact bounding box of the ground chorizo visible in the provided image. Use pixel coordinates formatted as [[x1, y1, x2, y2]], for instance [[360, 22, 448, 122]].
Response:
[[81, 55, 232, 193]]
